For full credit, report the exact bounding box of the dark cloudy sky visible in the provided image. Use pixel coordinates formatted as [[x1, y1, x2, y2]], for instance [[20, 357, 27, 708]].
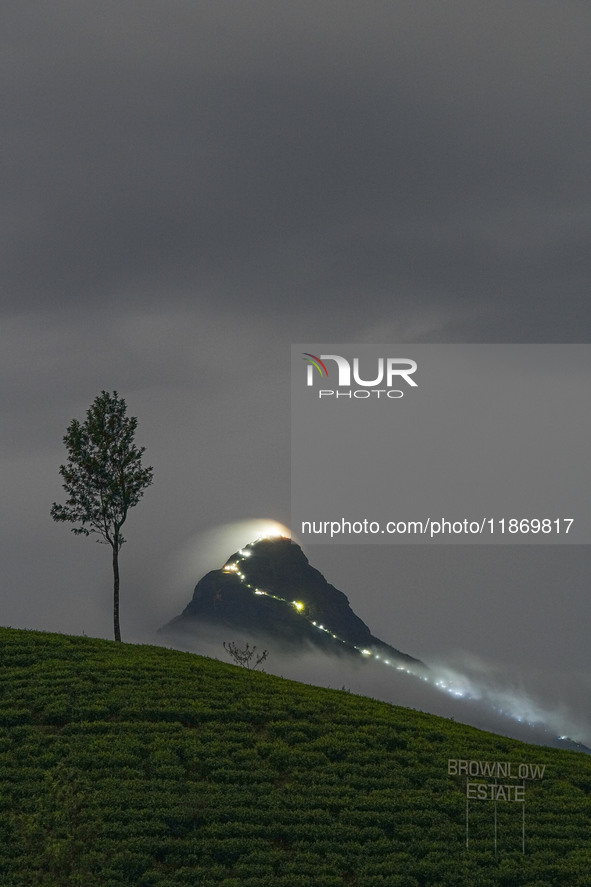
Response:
[[2, 2, 590, 740]]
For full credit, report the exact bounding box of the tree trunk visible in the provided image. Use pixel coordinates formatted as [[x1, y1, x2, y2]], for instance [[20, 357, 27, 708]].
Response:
[[112, 540, 121, 642]]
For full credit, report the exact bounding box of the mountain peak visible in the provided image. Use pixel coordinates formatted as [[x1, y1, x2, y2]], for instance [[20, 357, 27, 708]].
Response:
[[163, 535, 422, 667]]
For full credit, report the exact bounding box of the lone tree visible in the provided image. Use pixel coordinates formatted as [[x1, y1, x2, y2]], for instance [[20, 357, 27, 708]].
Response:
[[51, 391, 153, 642]]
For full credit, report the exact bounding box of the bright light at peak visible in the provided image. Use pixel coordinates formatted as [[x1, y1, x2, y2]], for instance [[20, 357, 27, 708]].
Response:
[[292, 600, 304, 611], [253, 521, 292, 541], [173, 519, 297, 590]]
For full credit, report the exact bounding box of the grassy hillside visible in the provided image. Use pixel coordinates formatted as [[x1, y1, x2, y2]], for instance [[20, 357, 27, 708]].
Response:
[[0, 627, 590, 886]]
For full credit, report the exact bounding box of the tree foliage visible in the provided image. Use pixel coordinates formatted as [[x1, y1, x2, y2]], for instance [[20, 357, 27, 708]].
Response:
[[51, 390, 153, 640]]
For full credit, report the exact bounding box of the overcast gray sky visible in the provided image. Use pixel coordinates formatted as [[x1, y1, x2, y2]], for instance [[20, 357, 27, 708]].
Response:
[[2, 2, 590, 741]]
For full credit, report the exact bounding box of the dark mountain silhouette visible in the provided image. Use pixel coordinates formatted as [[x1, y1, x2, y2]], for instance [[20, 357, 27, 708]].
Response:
[[555, 736, 591, 754], [162, 536, 423, 667], [161, 535, 591, 754]]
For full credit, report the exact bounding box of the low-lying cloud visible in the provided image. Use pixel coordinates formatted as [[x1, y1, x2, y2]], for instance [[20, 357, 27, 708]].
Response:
[[153, 621, 591, 750]]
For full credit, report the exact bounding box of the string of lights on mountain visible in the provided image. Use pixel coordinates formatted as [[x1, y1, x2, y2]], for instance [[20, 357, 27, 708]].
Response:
[[221, 534, 468, 700]]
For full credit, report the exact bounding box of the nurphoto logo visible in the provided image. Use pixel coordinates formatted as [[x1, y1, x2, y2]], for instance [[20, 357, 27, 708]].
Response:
[[302, 351, 418, 399]]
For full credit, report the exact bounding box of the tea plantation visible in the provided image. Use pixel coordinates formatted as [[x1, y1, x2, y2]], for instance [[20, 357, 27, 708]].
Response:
[[0, 627, 590, 886]]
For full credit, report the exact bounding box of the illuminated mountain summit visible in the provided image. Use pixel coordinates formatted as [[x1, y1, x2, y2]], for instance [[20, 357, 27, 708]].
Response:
[[163, 536, 422, 667], [160, 537, 591, 752]]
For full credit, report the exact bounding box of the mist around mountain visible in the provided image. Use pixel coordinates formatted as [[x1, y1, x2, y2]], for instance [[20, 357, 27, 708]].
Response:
[[161, 536, 590, 753], [163, 535, 423, 668]]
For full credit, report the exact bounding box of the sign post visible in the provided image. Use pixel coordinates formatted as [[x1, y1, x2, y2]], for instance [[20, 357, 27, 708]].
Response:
[[448, 759, 546, 854]]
